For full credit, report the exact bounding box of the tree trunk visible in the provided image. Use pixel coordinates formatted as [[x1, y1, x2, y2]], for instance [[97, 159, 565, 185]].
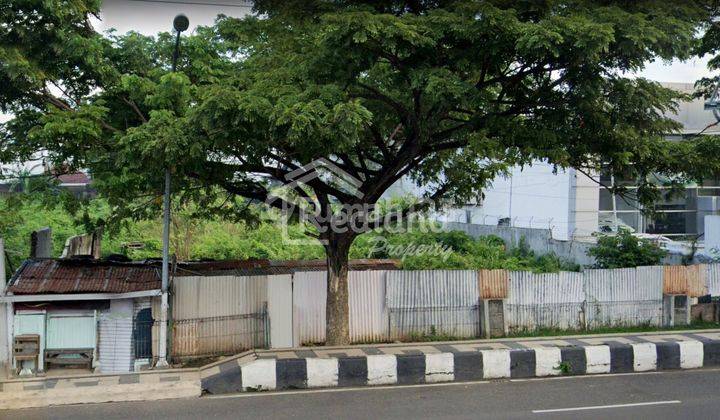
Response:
[[325, 236, 351, 346]]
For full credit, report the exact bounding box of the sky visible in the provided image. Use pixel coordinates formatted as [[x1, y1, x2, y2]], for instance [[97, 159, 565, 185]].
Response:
[[0, 0, 716, 124]]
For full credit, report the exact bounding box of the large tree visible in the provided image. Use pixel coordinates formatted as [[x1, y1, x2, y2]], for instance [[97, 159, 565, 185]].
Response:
[[2, 0, 719, 344]]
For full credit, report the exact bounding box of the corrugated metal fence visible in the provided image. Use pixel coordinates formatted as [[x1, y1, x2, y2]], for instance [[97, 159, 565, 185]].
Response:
[[386, 270, 479, 340], [585, 266, 663, 328], [506, 271, 584, 332], [169, 264, 720, 355], [171, 275, 269, 357]]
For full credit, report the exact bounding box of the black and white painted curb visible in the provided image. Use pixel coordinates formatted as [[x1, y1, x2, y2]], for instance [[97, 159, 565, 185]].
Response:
[[202, 339, 720, 394]]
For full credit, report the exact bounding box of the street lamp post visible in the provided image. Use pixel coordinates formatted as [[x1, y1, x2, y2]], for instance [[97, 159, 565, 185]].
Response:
[[157, 13, 189, 369]]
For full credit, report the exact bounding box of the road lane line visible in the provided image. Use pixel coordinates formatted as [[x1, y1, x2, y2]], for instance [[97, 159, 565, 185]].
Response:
[[532, 400, 681, 413]]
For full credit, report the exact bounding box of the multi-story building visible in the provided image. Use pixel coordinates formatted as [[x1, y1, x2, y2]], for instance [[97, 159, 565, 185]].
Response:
[[432, 82, 720, 242]]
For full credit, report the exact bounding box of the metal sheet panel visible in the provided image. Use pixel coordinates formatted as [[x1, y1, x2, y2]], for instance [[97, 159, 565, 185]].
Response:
[[707, 264, 720, 296], [664, 265, 708, 297], [171, 275, 268, 320], [506, 271, 584, 332], [46, 312, 96, 349], [584, 267, 662, 328], [385, 270, 479, 339], [98, 299, 133, 373], [349, 270, 388, 343], [478, 269, 509, 299], [293, 271, 327, 345], [386, 270, 478, 308]]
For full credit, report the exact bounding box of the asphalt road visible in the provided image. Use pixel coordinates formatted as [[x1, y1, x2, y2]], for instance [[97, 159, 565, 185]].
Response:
[[4, 369, 720, 419]]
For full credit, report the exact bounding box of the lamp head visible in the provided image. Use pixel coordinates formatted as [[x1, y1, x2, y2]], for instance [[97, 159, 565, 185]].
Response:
[[173, 14, 190, 32]]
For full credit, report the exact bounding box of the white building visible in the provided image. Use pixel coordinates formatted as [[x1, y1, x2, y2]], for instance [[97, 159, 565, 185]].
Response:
[[435, 82, 720, 242]]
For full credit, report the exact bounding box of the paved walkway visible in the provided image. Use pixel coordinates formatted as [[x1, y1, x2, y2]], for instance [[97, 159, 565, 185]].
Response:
[[250, 329, 720, 360]]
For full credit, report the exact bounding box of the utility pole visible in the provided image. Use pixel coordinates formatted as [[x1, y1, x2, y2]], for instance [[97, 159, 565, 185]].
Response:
[[157, 13, 189, 369]]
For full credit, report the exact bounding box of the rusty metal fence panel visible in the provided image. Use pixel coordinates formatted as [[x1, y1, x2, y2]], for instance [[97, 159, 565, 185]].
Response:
[[664, 265, 708, 297], [386, 270, 479, 339], [478, 269, 509, 299], [506, 271, 584, 332], [585, 266, 663, 328]]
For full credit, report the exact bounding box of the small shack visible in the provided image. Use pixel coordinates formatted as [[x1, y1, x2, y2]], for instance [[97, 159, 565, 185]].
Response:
[[3, 258, 161, 376]]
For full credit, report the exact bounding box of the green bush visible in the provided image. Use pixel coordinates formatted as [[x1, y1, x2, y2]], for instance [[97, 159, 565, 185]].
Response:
[[587, 229, 667, 268], [0, 195, 579, 273]]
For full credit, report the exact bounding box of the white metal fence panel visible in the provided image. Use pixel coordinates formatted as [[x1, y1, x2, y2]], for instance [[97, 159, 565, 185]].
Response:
[[707, 264, 720, 296], [46, 313, 96, 350], [293, 271, 327, 345], [172, 275, 268, 320], [506, 271, 584, 332], [98, 300, 133, 373], [386, 270, 479, 339], [585, 267, 663, 327], [349, 271, 388, 343]]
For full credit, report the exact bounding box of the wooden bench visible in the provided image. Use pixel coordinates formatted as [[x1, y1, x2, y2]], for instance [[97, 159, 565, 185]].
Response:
[[44, 348, 94, 369]]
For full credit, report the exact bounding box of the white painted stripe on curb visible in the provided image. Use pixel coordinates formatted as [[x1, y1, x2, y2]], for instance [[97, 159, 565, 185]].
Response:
[[632, 343, 657, 372], [678, 341, 704, 369], [481, 349, 511, 379], [534, 347, 561, 377], [532, 400, 681, 413], [367, 355, 397, 385], [585, 345, 611, 374], [306, 358, 339, 388], [241, 359, 276, 391], [425, 353, 454, 383]]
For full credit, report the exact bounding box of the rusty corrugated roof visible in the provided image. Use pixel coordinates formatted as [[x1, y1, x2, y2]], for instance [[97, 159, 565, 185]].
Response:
[[7, 259, 161, 295], [174, 258, 401, 276], [7, 258, 401, 294]]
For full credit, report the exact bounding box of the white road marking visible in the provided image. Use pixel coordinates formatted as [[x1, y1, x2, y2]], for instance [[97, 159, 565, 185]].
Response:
[[532, 400, 681, 414]]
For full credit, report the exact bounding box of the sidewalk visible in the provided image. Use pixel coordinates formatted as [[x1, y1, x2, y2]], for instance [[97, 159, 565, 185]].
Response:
[[200, 329, 720, 394]]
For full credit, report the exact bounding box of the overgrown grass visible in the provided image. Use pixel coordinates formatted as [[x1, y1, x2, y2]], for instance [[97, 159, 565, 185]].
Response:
[[506, 320, 720, 338], [0, 195, 580, 273], [390, 321, 720, 344]]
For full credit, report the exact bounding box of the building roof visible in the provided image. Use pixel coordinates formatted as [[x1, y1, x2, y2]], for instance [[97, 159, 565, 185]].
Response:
[[174, 258, 401, 276], [6, 258, 400, 295], [7, 259, 161, 295], [56, 172, 91, 185]]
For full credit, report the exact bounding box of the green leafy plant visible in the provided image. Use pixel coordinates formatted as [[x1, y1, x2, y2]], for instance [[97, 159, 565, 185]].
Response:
[[556, 361, 572, 375], [587, 229, 667, 268]]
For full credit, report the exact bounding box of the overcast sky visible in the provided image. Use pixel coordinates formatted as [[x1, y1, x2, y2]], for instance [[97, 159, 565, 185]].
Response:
[[0, 0, 714, 124]]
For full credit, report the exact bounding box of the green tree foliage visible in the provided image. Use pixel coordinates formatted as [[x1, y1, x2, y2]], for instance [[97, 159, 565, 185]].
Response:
[[587, 229, 667, 268], [1, 0, 717, 344], [0, 194, 576, 273]]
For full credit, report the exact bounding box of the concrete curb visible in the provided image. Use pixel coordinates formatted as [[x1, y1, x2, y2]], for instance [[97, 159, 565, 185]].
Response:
[[201, 338, 720, 394], [0, 369, 201, 410]]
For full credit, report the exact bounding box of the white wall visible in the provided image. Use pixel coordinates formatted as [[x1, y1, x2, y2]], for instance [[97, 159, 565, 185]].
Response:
[[475, 162, 574, 240], [97, 0, 252, 35]]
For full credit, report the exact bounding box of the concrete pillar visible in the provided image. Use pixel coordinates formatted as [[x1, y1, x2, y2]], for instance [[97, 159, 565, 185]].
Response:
[[30, 228, 52, 258], [267, 275, 293, 348]]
